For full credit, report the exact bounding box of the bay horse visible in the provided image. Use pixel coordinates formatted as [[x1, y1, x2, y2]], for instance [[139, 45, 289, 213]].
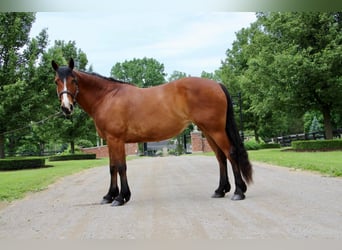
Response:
[[51, 58, 252, 206]]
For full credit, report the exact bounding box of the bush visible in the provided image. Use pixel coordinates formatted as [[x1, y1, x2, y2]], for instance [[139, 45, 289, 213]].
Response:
[[48, 154, 96, 161], [76, 139, 94, 148], [0, 157, 46, 171], [244, 140, 261, 150], [292, 139, 342, 151], [260, 143, 281, 149]]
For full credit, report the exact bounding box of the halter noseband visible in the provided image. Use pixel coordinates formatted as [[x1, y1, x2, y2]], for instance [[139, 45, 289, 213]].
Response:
[[58, 77, 79, 104]]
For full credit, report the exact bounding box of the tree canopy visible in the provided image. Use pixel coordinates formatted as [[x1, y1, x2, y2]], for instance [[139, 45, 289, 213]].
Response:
[[220, 12, 342, 140], [110, 57, 166, 87]]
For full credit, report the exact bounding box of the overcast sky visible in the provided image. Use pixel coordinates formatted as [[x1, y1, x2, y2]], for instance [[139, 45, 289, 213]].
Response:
[[30, 12, 256, 77]]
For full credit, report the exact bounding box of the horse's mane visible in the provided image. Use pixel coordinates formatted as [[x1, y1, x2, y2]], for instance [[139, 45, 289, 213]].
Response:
[[80, 70, 133, 85]]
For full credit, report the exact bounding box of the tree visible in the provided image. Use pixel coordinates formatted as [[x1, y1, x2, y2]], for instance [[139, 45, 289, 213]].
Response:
[[168, 70, 188, 81], [200, 70, 221, 82], [257, 12, 342, 139], [0, 13, 48, 158], [35, 40, 95, 154], [110, 57, 166, 87], [220, 12, 342, 140]]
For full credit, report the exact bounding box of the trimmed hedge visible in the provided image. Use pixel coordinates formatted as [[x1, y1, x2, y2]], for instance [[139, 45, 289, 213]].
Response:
[[260, 143, 281, 149], [48, 153, 96, 161], [244, 140, 261, 150], [0, 158, 46, 171], [292, 139, 342, 151], [244, 141, 281, 151]]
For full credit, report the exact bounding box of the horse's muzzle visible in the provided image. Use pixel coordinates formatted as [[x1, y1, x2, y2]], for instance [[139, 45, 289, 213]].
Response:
[[61, 103, 73, 116]]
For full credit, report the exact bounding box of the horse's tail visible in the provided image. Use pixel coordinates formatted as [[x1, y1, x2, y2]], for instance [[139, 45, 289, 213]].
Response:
[[219, 84, 253, 184]]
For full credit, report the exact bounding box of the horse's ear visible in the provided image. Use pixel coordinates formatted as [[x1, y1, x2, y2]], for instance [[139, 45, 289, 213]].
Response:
[[69, 58, 74, 70], [52, 60, 59, 71]]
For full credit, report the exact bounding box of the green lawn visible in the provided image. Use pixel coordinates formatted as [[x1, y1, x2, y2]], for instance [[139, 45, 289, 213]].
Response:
[[202, 149, 342, 177], [248, 149, 342, 177], [0, 157, 111, 202]]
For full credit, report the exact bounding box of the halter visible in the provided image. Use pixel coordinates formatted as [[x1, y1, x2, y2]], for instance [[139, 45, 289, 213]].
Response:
[[58, 77, 79, 104]]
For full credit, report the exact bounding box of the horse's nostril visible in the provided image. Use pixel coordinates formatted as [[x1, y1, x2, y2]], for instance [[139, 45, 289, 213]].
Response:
[[61, 105, 72, 115], [70, 104, 74, 111]]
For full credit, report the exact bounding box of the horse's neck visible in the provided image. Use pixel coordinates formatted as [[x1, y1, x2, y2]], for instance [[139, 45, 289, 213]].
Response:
[[74, 71, 119, 116]]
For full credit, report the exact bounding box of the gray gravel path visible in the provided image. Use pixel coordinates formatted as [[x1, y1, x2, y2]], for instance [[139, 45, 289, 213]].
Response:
[[0, 156, 341, 239]]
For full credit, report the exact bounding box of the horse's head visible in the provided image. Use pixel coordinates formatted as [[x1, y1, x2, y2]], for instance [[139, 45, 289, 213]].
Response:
[[51, 58, 78, 116]]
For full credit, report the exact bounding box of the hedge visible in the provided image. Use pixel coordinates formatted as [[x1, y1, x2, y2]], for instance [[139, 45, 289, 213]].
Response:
[[260, 143, 281, 149], [48, 153, 96, 161], [244, 140, 261, 150], [291, 139, 342, 151], [244, 141, 281, 151], [0, 158, 46, 171]]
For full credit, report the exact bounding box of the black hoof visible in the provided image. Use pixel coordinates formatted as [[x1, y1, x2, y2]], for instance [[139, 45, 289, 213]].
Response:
[[101, 197, 113, 204], [231, 193, 246, 201], [211, 191, 225, 198], [111, 196, 125, 206]]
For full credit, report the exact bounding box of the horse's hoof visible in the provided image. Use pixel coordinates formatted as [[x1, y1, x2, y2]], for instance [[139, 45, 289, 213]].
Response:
[[100, 198, 112, 204], [111, 196, 125, 206], [211, 192, 225, 198], [231, 193, 245, 201], [111, 199, 124, 206]]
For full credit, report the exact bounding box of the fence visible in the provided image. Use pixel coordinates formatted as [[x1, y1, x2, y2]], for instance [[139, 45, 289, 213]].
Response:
[[272, 128, 342, 147]]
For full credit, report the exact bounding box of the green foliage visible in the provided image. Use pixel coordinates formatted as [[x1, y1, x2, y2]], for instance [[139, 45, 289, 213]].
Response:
[[48, 154, 96, 161], [292, 140, 342, 151], [0, 13, 45, 158], [260, 143, 281, 149], [0, 157, 46, 171], [244, 140, 262, 150], [221, 12, 342, 141], [200, 70, 221, 82], [168, 70, 189, 82], [76, 139, 94, 148], [111, 57, 166, 87]]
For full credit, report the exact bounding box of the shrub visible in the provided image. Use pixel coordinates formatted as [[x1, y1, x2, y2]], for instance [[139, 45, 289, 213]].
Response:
[[0, 157, 46, 171], [260, 143, 281, 149], [292, 139, 342, 151], [76, 139, 94, 148], [244, 140, 261, 150], [48, 154, 96, 161]]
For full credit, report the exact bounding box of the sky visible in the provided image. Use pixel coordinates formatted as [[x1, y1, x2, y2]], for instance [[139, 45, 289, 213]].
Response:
[[30, 12, 256, 77]]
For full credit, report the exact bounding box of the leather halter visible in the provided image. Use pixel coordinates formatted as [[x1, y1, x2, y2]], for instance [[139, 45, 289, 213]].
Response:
[[58, 77, 79, 104]]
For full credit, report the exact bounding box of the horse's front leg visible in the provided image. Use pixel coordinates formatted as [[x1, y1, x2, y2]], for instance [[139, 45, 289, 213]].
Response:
[[101, 164, 119, 204], [103, 139, 131, 206]]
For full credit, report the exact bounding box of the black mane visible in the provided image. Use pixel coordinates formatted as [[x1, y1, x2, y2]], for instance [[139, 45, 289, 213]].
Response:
[[80, 71, 133, 85]]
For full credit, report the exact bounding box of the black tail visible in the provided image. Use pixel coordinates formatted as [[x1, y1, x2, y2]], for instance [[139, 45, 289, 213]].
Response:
[[219, 84, 253, 184]]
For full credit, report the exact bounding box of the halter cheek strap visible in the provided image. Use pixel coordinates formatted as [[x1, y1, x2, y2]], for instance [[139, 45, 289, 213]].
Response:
[[57, 77, 79, 104]]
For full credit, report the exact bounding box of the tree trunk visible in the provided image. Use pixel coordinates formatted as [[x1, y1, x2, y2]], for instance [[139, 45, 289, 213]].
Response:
[[254, 127, 260, 143], [0, 134, 5, 159], [322, 106, 333, 139], [8, 137, 15, 157], [70, 141, 75, 154]]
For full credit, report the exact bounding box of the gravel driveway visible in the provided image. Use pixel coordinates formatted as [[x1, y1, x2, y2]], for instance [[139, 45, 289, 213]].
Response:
[[0, 155, 341, 239]]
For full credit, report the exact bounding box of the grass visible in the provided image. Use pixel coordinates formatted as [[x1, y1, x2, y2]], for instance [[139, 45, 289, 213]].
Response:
[[202, 149, 342, 177], [248, 149, 342, 177], [0, 157, 111, 202]]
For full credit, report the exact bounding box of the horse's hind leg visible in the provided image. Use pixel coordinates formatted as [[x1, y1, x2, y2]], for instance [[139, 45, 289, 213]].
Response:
[[204, 131, 247, 200], [204, 134, 231, 198]]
